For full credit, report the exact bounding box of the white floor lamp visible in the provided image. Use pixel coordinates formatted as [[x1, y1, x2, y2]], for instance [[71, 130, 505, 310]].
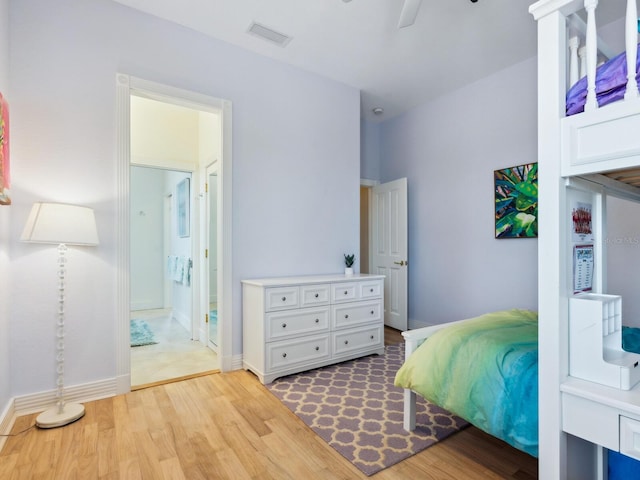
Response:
[[21, 202, 99, 429]]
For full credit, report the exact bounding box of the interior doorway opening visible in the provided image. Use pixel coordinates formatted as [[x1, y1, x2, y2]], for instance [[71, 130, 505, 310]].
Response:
[[128, 93, 221, 388], [360, 185, 371, 274], [116, 74, 233, 394]]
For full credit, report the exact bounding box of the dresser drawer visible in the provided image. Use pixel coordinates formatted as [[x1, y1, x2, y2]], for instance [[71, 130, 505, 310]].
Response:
[[331, 282, 359, 303], [332, 280, 383, 303], [266, 307, 330, 342], [359, 279, 383, 299], [332, 325, 383, 357], [265, 286, 300, 311], [267, 334, 330, 371], [332, 300, 382, 329], [562, 391, 619, 451], [620, 415, 640, 461], [300, 284, 330, 307]]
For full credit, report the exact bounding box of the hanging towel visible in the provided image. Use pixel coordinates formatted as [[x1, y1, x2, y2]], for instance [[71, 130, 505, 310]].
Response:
[[167, 255, 192, 285], [180, 257, 192, 286], [174, 256, 185, 283]]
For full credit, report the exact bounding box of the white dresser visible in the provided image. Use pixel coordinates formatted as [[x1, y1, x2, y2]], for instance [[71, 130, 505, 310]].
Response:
[[241, 274, 385, 384]]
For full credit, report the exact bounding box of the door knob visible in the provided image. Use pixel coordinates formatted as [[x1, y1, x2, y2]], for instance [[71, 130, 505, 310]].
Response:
[[393, 260, 408, 266]]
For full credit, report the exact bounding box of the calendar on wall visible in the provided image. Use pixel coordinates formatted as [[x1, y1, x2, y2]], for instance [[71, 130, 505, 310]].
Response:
[[573, 244, 594, 294]]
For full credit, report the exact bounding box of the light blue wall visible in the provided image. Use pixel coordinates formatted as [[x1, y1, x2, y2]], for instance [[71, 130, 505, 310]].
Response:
[[130, 166, 165, 311], [377, 58, 539, 327], [360, 119, 381, 181], [0, 0, 10, 419], [8, 0, 360, 395]]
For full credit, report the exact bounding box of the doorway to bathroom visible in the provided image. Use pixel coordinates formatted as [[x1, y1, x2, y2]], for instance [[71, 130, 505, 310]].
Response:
[[116, 74, 233, 394], [129, 94, 221, 388]]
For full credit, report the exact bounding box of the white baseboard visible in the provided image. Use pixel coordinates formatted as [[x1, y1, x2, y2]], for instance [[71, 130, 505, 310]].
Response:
[[0, 398, 16, 453], [13, 377, 118, 417], [172, 310, 190, 332], [116, 373, 131, 396], [226, 354, 243, 372], [130, 300, 162, 311]]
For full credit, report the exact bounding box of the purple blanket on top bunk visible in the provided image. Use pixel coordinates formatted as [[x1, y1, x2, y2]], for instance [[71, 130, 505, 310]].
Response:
[[566, 42, 640, 116]]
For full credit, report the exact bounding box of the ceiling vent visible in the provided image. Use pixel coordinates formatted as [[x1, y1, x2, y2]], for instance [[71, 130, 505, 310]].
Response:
[[247, 22, 292, 47]]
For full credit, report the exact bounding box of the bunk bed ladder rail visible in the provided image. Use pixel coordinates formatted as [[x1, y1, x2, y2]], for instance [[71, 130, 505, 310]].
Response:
[[572, 0, 640, 110]]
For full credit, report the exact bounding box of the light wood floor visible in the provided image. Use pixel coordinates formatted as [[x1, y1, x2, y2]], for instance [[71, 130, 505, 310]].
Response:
[[0, 328, 538, 479]]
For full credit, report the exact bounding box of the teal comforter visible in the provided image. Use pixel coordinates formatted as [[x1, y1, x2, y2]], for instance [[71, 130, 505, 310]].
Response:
[[394, 309, 538, 457]]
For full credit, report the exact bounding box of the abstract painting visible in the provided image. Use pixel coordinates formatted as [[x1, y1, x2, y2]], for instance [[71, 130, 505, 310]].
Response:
[[494, 163, 538, 238]]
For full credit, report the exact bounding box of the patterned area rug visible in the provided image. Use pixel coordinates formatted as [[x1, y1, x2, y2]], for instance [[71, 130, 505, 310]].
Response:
[[130, 319, 157, 347], [267, 343, 469, 476]]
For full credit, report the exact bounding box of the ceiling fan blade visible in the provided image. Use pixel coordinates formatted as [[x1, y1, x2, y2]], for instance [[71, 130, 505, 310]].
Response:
[[398, 0, 423, 29]]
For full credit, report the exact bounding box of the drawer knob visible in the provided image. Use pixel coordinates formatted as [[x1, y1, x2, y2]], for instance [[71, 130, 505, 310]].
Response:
[[282, 353, 287, 358], [370, 288, 374, 292], [282, 296, 286, 302], [344, 291, 348, 295], [315, 293, 319, 298], [344, 340, 349, 345], [282, 323, 287, 328], [370, 335, 374, 340], [370, 310, 374, 315], [315, 346, 319, 351], [315, 318, 319, 323], [344, 314, 349, 319]]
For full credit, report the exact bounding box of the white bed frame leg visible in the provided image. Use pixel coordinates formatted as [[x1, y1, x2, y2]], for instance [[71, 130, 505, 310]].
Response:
[[403, 389, 416, 431], [402, 331, 421, 432], [400, 321, 469, 433], [596, 445, 606, 480]]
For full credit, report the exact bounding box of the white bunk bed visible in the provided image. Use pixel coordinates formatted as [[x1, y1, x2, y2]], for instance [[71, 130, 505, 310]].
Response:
[[398, 1, 640, 479], [531, 1, 640, 479]]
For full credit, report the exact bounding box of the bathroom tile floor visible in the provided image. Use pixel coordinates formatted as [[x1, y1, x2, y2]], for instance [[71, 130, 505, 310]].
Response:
[[130, 309, 219, 388]]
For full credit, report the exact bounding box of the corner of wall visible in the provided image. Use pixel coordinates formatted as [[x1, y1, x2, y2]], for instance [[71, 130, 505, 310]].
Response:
[[0, 397, 16, 453]]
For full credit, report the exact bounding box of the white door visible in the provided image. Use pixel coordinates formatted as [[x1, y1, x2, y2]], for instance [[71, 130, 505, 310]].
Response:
[[372, 178, 408, 331], [206, 162, 219, 350]]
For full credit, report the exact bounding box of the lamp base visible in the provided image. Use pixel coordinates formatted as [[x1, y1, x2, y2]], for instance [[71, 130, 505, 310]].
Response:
[[35, 402, 85, 429]]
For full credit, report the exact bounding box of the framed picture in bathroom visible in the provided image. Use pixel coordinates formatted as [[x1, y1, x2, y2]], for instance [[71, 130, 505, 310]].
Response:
[[177, 177, 190, 237]]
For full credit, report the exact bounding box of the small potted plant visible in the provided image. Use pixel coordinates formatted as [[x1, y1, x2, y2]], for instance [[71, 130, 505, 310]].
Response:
[[344, 253, 355, 276]]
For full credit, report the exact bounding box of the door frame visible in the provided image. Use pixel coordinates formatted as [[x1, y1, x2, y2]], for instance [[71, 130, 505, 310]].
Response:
[[204, 160, 220, 350], [115, 74, 233, 394]]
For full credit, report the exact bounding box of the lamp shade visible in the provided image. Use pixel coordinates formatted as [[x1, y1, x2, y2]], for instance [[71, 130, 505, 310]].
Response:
[[21, 202, 99, 246]]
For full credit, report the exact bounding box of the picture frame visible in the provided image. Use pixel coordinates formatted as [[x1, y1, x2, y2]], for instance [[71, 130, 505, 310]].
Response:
[[177, 177, 190, 238], [494, 162, 538, 238]]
